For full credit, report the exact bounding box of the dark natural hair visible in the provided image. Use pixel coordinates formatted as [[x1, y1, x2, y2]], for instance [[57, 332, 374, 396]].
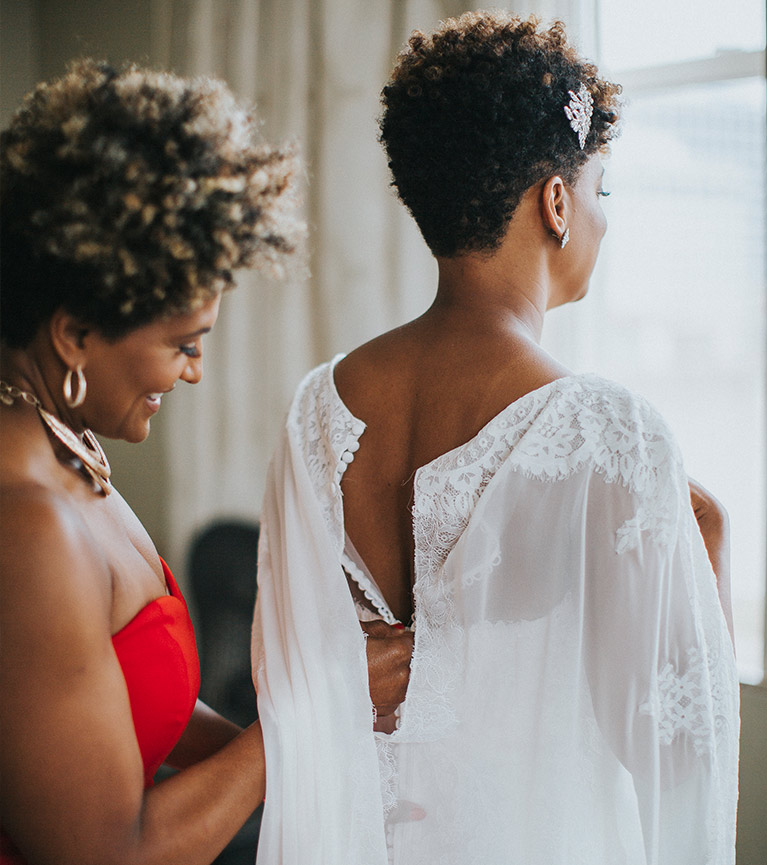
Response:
[[379, 11, 622, 257], [1, 58, 302, 348]]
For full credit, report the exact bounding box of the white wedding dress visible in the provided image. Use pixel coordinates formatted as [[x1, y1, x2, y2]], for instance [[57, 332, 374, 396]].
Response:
[[252, 355, 739, 865]]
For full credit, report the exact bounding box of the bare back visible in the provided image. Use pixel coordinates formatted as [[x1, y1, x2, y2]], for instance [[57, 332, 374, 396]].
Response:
[[334, 315, 570, 624]]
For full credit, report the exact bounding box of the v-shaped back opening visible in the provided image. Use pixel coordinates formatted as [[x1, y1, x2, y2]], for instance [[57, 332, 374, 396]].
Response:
[[329, 356, 583, 624]]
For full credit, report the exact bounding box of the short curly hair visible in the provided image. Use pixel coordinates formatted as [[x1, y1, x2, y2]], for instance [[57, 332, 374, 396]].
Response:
[[379, 11, 622, 257], [1, 59, 301, 348]]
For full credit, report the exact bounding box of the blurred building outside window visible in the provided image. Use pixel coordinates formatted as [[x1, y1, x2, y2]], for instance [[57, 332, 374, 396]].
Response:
[[544, 0, 766, 683]]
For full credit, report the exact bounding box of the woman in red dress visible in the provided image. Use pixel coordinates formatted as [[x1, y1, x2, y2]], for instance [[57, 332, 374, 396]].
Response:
[[0, 60, 412, 865]]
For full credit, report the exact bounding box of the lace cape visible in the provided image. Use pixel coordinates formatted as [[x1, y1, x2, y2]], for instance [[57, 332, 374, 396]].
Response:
[[252, 357, 739, 865]]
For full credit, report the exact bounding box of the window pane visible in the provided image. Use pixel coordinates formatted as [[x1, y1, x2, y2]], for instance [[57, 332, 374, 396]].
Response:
[[598, 0, 765, 70], [545, 77, 766, 683]]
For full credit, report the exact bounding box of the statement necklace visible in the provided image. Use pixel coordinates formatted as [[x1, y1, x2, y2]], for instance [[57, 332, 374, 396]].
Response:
[[0, 379, 112, 495]]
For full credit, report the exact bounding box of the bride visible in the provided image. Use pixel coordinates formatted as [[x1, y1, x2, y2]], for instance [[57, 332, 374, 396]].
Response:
[[252, 11, 739, 864]]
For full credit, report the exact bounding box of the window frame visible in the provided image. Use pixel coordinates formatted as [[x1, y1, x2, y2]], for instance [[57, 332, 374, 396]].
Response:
[[598, 35, 767, 685]]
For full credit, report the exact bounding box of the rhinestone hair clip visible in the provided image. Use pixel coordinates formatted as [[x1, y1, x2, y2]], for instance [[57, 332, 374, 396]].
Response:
[[564, 83, 593, 149]]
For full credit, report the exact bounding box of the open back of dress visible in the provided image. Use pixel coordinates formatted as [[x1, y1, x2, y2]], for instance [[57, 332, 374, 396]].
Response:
[[252, 355, 739, 865]]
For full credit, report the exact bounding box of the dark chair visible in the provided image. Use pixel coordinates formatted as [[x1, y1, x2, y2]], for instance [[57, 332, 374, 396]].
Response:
[[187, 519, 262, 865]]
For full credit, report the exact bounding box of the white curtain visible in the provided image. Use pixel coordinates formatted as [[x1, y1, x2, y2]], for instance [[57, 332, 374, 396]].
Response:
[[148, 0, 596, 569]]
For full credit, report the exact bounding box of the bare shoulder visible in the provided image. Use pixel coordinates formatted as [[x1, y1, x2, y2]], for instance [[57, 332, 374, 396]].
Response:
[[0, 481, 146, 864], [336, 327, 408, 376], [334, 326, 416, 410], [0, 480, 106, 568], [335, 320, 571, 423], [0, 480, 112, 657]]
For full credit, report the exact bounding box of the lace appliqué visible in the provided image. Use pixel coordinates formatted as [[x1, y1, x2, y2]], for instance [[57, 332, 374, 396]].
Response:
[[412, 375, 682, 586], [405, 376, 683, 743], [287, 355, 365, 556], [639, 646, 718, 756], [375, 737, 397, 818], [509, 382, 681, 553]]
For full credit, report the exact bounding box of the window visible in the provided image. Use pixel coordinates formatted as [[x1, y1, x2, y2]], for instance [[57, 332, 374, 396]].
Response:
[[545, 0, 767, 682]]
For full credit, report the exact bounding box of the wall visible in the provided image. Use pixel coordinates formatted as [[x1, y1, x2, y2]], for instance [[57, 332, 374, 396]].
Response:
[[738, 684, 767, 863], [35, 0, 154, 78], [0, 0, 39, 128]]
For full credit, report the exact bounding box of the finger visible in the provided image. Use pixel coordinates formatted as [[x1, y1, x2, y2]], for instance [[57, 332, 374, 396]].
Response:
[[388, 800, 427, 823], [374, 712, 399, 734]]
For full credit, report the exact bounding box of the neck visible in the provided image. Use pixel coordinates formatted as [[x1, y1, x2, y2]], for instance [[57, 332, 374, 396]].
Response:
[[429, 247, 552, 345], [0, 340, 84, 434], [426, 186, 567, 343], [0, 355, 112, 496]]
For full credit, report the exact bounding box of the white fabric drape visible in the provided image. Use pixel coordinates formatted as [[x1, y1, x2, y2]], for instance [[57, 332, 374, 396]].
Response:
[[252, 357, 739, 864], [147, 0, 589, 569]]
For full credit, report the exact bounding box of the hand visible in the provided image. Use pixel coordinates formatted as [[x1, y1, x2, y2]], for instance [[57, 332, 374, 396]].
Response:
[[688, 478, 734, 645], [361, 619, 414, 720]]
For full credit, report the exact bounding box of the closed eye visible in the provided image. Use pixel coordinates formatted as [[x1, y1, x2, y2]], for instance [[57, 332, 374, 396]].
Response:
[[180, 344, 200, 357]]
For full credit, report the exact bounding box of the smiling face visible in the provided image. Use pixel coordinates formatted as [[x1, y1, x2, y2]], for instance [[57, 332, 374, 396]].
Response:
[[77, 293, 222, 442]]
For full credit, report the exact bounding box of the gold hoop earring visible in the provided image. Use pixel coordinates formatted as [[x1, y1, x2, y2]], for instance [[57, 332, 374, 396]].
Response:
[[63, 364, 87, 408]]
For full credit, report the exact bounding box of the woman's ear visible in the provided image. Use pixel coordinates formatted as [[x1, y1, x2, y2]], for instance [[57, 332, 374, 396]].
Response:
[[541, 175, 569, 239], [48, 309, 89, 369]]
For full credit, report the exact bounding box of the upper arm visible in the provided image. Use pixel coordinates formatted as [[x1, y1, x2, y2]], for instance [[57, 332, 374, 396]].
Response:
[[0, 488, 146, 865], [165, 700, 242, 770]]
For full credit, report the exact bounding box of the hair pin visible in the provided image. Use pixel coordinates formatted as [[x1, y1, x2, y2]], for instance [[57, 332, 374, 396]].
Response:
[[564, 83, 593, 149]]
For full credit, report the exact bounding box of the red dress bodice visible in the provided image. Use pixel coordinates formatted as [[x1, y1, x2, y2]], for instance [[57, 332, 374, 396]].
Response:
[[112, 558, 201, 787], [1, 559, 200, 863]]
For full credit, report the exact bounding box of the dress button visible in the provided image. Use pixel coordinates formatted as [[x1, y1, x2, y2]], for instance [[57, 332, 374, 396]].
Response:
[[351, 422, 365, 436], [347, 440, 360, 453], [341, 451, 355, 464], [338, 461, 349, 474]]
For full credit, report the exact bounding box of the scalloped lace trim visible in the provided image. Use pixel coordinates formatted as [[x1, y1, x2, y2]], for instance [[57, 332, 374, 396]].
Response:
[[342, 542, 397, 625]]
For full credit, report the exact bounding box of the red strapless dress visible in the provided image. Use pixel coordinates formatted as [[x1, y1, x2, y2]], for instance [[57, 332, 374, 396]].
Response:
[[1, 559, 200, 863]]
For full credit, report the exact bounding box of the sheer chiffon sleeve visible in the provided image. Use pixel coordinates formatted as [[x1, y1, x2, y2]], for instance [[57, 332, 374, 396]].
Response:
[[252, 427, 389, 865], [422, 381, 739, 864], [580, 463, 738, 863]]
